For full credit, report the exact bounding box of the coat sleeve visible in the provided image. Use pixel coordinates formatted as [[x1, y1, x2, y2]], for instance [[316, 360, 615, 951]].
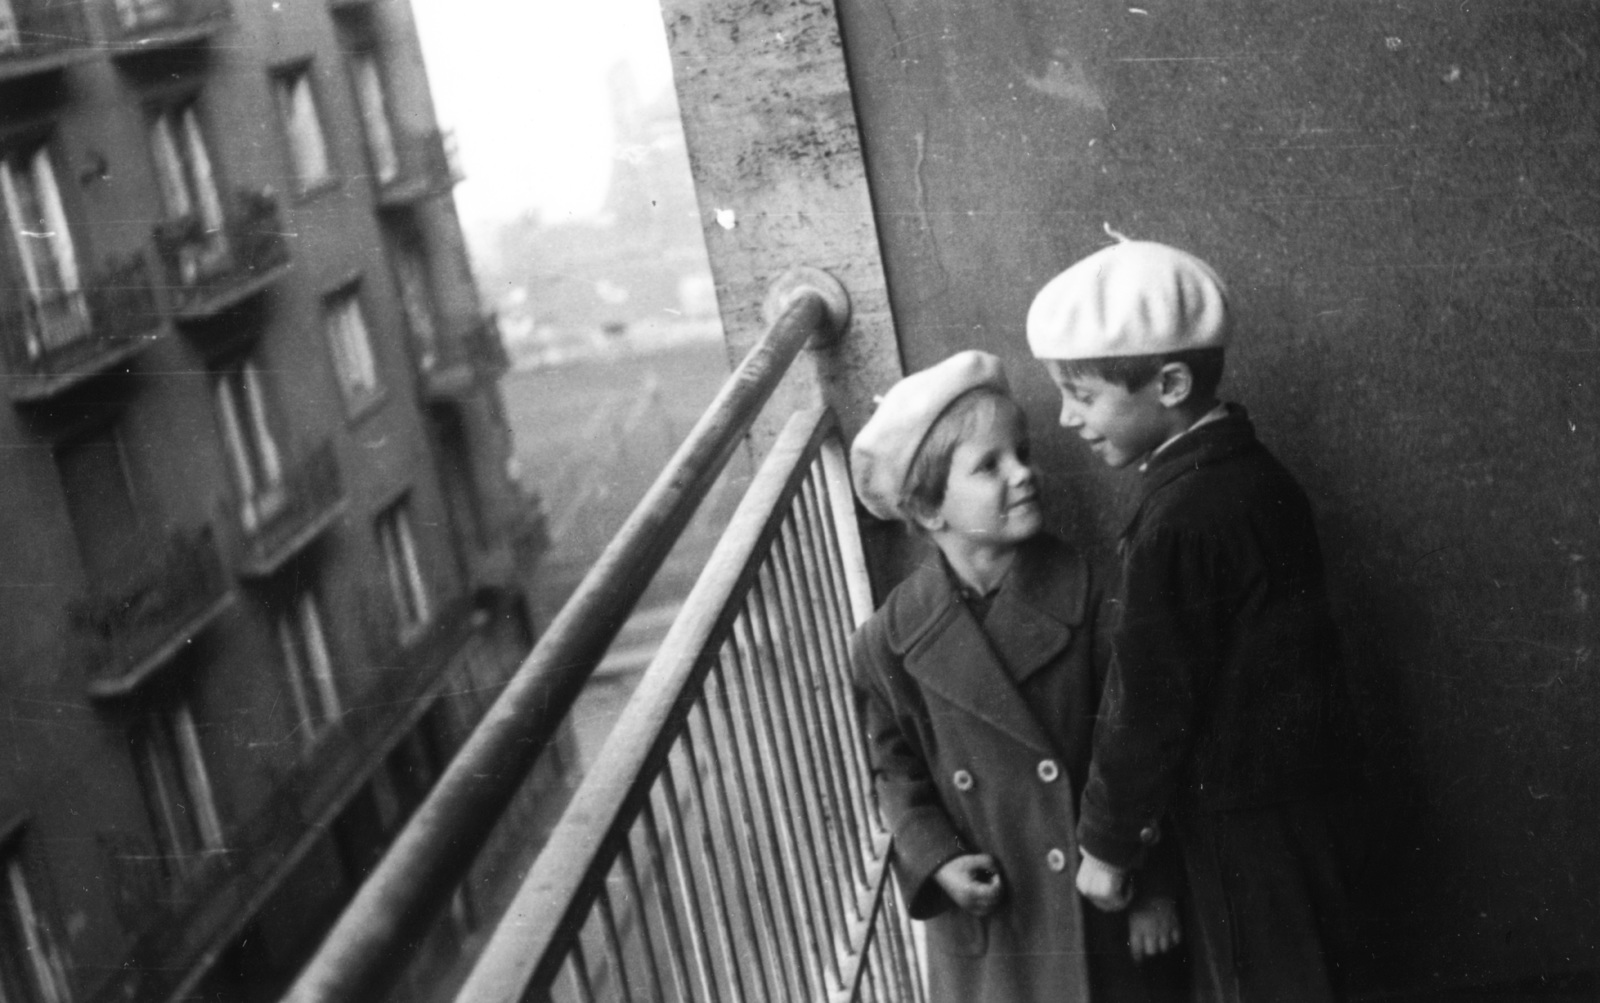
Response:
[[1078, 523, 1234, 867], [850, 625, 967, 919]]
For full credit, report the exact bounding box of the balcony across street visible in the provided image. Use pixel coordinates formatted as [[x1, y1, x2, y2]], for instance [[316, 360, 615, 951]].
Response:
[[153, 188, 293, 322]]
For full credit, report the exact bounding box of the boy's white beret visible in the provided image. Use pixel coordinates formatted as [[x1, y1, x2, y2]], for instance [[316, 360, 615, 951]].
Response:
[[1026, 240, 1230, 360], [851, 350, 1010, 522]]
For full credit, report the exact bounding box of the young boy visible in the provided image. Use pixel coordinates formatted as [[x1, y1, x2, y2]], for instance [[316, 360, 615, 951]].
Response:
[[1026, 240, 1352, 1001], [849, 350, 1183, 1003]]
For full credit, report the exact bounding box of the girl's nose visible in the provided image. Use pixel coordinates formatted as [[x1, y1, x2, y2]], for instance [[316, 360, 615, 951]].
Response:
[[1058, 399, 1083, 427]]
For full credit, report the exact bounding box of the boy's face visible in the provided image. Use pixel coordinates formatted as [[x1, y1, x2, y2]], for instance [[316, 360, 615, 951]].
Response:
[[927, 406, 1041, 546], [1044, 361, 1172, 469]]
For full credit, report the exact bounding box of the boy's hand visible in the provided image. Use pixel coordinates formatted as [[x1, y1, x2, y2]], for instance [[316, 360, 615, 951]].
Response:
[[1127, 894, 1182, 960], [1075, 850, 1133, 912], [935, 854, 1005, 916]]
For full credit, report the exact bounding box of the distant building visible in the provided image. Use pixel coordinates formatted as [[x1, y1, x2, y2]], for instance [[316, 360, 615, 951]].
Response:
[[0, 1, 543, 1000], [489, 62, 721, 365]]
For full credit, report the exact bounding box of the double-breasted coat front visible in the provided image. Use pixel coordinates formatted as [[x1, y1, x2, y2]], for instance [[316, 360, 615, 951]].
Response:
[[852, 534, 1143, 1003]]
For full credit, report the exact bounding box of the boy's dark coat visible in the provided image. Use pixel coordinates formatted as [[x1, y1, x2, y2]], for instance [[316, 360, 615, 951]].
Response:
[[1079, 407, 1352, 1000], [852, 534, 1129, 1003]]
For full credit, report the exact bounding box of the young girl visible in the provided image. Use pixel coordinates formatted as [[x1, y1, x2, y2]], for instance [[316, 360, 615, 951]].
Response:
[[849, 351, 1183, 1002]]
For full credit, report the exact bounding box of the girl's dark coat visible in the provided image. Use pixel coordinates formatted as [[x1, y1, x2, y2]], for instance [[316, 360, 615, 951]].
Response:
[[851, 534, 1108, 1003]]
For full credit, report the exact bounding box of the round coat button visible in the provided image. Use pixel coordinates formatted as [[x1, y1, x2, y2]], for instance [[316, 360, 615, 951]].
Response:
[[952, 769, 974, 791], [1139, 824, 1161, 846], [1046, 848, 1067, 872], [1036, 758, 1060, 783]]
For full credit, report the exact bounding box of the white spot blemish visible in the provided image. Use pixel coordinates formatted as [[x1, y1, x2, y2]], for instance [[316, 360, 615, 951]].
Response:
[[1386, 36, 1403, 51], [715, 208, 737, 230], [1128, 7, 1149, 14], [1443, 65, 1462, 83]]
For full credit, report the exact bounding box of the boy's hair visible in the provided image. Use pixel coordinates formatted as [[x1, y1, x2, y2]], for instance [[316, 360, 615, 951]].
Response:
[[1054, 347, 1225, 398], [901, 389, 1023, 523]]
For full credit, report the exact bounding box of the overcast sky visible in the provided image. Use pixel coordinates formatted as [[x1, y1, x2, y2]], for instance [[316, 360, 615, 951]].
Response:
[[410, 0, 677, 239]]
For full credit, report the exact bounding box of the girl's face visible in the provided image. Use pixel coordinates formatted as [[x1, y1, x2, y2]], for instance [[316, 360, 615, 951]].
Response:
[[925, 405, 1041, 546]]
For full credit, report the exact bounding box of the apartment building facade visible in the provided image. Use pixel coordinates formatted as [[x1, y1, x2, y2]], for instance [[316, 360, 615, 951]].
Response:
[[0, 0, 542, 999]]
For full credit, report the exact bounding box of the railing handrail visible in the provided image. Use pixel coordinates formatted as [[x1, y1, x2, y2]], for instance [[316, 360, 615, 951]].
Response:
[[282, 268, 851, 1002], [457, 406, 861, 1000]]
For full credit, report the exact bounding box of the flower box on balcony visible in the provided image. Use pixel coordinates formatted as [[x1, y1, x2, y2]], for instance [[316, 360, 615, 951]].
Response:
[[104, 0, 230, 55], [0, 0, 94, 81], [419, 314, 508, 401], [222, 440, 348, 578], [1, 254, 166, 402], [376, 130, 459, 209], [153, 188, 292, 322], [72, 528, 234, 699]]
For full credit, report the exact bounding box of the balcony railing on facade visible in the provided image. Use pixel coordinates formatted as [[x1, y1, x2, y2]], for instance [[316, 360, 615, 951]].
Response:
[[70, 527, 234, 700], [220, 440, 347, 579], [375, 129, 461, 209], [152, 188, 292, 323], [1, 254, 165, 402], [102, 0, 231, 54], [282, 269, 926, 1003], [0, 0, 94, 80], [418, 313, 509, 401], [96, 594, 483, 1003]]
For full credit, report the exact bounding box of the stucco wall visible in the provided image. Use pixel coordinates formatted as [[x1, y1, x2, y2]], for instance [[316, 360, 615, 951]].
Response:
[[833, 0, 1598, 989]]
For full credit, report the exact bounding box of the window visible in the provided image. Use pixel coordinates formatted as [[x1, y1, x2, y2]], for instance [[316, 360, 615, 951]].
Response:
[[274, 66, 332, 192], [149, 103, 226, 282], [324, 287, 381, 412], [0, 839, 72, 1003], [113, 0, 176, 31], [349, 53, 398, 185], [389, 230, 438, 363], [55, 427, 142, 585], [215, 360, 285, 530], [131, 700, 224, 881], [376, 500, 429, 635], [0, 2, 20, 51], [278, 589, 340, 749], [1, 143, 87, 357]]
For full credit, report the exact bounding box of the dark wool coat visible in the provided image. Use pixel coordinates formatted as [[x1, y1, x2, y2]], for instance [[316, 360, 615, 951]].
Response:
[[1078, 407, 1353, 1002], [852, 535, 1178, 1003]]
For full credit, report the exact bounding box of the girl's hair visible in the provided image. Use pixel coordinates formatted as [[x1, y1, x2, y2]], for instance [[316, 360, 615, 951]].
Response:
[[1054, 347, 1225, 397], [901, 389, 1024, 523]]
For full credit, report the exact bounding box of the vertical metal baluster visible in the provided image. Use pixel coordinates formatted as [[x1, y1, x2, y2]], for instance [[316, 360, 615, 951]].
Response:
[[657, 767, 724, 1003], [708, 649, 806, 1002], [763, 537, 852, 933], [690, 695, 780, 1002], [876, 888, 914, 1003], [802, 469, 880, 848], [808, 464, 887, 839], [618, 840, 667, 1002], [783, 498, 871, 902], [749, 564, 845, 990], [893, 880, 928, 1003], [567, 939, 598, 1003], [640, 797, 696, 1003], [735, 594, 836, 996], [595, 883, 634, 1003], [725, 620, 818, 1002], [674, 733, 750, 1003]]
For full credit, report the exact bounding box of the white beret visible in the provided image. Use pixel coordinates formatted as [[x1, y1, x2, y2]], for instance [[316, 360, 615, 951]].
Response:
[[1026, 240, 1229, 360], [850, 350, 1010, 522]]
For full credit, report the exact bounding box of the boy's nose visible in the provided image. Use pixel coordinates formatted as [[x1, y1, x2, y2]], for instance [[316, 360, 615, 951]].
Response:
[[1058, 399, 1083, 427]]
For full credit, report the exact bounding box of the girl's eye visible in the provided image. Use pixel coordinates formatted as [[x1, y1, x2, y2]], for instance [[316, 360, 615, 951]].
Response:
[[1017, 442, 1031, 463]]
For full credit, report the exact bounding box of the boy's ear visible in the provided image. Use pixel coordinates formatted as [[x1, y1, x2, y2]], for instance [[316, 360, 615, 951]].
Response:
[[1156, 361, 1194, 408], [908, 505, 946, 534]]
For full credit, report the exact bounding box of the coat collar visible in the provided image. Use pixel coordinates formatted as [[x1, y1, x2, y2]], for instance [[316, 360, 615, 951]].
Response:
[[883, 535, 1088, 752], [1122, 403, 1260, 539]]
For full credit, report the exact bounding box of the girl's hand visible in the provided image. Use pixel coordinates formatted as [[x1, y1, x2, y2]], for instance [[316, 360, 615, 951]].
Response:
[[935, 854, 1005, 916], [1075, 850, 1133, 911], [1128, 894, 1182, 960]]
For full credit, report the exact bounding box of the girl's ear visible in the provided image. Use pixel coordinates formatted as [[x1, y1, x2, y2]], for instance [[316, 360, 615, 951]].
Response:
[[906, 499, 945, 534]]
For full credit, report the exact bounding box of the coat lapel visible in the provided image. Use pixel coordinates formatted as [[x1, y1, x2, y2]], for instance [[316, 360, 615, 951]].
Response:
[[886, 540, 1087, 753]]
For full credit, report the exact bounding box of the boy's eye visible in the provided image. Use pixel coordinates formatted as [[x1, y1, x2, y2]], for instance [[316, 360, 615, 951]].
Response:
[[1017, 442, 1031, 463]]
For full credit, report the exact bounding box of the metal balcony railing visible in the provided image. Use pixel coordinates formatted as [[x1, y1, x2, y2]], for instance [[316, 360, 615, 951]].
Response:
[[282, 269, 924, 1003], [0, 0, 93, 80], [152, 188, 292, 321], [69, 527, 233, 699], [103, 0, 230, 51], [1, 254, 165, 401], [419, 313, 508, 400], [224, 440, 347, 578], [376, 129, 459, 208]]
